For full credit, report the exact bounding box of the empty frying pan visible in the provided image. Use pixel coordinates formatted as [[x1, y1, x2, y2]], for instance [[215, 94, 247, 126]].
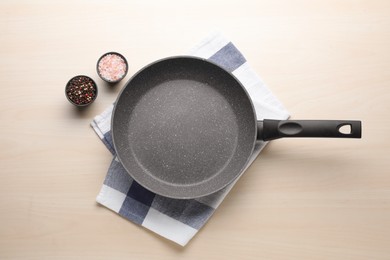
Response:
[[112, 56, 361, 199]]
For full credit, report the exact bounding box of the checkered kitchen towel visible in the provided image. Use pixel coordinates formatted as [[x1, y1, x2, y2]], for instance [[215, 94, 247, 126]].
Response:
[[91, 32, 289, 246]]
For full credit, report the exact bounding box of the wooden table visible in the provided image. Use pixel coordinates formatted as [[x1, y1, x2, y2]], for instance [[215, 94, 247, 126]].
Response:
[[1, 1, 389, 259]]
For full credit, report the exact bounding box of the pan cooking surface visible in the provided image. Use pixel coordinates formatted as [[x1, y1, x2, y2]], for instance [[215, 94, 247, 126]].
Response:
[[129, 79, 239, 184], [112, 57, 256, 198]]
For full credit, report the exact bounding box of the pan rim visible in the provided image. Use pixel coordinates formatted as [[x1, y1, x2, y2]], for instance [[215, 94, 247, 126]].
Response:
[[111, 55, 258, 199]]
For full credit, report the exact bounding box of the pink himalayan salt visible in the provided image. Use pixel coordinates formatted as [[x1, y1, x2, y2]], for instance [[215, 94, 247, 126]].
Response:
[[98, 54, 127, 82]]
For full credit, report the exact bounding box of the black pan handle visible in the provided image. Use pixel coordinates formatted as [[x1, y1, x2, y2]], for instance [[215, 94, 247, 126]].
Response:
[[257, 120, 362, 141]]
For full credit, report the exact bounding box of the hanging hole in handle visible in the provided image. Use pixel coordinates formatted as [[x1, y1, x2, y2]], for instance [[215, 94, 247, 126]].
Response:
[[338, 124, 352, 135]]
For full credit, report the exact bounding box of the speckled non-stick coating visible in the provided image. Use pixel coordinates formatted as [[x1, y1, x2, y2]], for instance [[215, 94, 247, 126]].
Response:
[[112, 57, 257, 199]]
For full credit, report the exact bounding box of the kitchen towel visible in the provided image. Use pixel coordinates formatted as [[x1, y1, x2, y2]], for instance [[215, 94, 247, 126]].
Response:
[[91, 32, 289, 246]]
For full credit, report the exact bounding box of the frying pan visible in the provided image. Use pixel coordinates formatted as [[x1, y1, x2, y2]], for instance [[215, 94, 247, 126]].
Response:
[[112, 56, 361, 199]]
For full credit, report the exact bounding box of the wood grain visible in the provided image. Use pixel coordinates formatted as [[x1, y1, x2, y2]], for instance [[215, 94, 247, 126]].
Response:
[[0, 0, 389, 259]]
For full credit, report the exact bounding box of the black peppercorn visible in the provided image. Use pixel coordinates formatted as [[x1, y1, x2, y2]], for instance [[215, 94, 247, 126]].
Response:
[[65, 75, 97, 106]]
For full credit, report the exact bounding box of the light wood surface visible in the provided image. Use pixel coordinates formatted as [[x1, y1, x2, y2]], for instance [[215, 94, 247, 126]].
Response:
[[1, 0, 389, 259]]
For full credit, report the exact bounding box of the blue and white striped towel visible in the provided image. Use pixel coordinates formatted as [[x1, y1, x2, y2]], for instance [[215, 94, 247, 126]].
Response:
[[91, 32, 289, 246]]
